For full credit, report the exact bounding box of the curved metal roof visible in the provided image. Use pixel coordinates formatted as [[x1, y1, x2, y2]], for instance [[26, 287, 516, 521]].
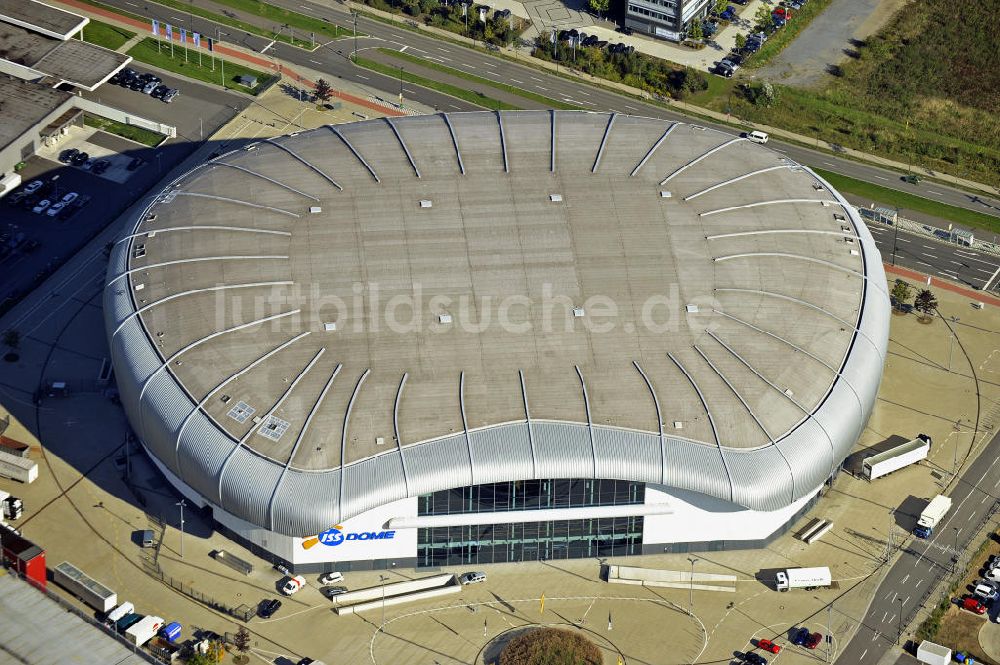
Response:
[[104, 111, 889, 537]]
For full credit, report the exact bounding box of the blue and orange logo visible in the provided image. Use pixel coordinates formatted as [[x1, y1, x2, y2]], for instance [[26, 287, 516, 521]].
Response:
[[318, 525, 346, 546]]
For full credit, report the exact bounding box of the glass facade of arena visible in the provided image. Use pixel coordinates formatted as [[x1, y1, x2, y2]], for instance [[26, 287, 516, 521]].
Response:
[[416, 479, 645, 567]]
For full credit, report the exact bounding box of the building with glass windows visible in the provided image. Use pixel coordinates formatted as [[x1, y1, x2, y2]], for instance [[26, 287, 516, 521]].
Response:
[[624, 0, 711, 42], [104, 111, 889, 572]]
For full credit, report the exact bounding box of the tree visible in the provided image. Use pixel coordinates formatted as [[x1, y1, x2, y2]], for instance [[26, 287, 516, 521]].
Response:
[[890, 279, 913, 311], [187, 641, 225, 665], [2, 329, 19, 350], [313, 78, 334, 103], [734, 33, 746, 51], [688, 20, 703, 41], [714, 0, 728, 15], [233, 625, 251, 664], [753, 4, 771, 31], [913, 289, 938, 320], [588, 0, 609, 18]]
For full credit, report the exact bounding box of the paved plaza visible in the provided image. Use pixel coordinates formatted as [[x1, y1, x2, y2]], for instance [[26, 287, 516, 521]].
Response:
[[1, 98, 999, 663]]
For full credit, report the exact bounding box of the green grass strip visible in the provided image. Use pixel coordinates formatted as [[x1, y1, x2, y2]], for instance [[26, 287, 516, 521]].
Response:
[[376, 48, 579, 110], [127, 38, 273, 95], [84, 115, 165, 147], [815, 168, 1000, 233], [80, 19, 136, 50], [354, 56, 520, 110]]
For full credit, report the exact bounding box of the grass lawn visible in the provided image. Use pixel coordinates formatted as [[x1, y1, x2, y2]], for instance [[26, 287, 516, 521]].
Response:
[[815, 168, 1000, 234], [354, 56, 519, 110], [84, 115, 165, 147], [80, 19, 135, 50], [127, 38, 273, 94], [375, 48, 579, 110]]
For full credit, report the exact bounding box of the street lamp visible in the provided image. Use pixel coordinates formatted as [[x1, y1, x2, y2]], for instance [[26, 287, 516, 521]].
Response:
[[687, 556, 699, 608], [352, 11, 358, 62], [398, 66, 404, 108], [890, 207, 901, 266], [380, 574, 390, 628], [176, 499, 186, 558]]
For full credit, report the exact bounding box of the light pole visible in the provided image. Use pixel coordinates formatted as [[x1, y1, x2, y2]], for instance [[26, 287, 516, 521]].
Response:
[[890, 207, 900, 266], [398, 66, 404, 108], [352, 11, 358, 62], [687, 556, 699, 608], [176, 499, 186, 558], [380, 574, 389, 628]]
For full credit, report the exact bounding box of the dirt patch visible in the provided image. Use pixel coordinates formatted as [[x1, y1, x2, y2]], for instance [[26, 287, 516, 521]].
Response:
[[853, 0, 910, 40], [933, 533, 1000, 664]]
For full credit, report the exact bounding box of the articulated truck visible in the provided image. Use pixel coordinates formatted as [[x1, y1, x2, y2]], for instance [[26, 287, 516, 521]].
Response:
[[914, 495, 952, 539], [775, 566, 832, 592], [862, 434, 931, 481]]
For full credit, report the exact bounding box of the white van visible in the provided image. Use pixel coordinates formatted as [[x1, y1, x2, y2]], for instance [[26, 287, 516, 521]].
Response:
[[746, 130, 769, 144], [459, 571, 487, 585]]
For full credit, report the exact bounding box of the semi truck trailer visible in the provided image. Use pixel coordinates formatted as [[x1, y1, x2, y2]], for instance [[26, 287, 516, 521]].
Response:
[[914, 495, 952, 538], [53, 561, 117, 612], [862, 434, 931, 481], [0, 449, 37, 484], [775, 566, 832, 592]]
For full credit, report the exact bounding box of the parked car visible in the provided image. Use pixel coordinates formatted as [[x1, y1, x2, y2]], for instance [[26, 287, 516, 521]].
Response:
[[59, 148, 79, 163], [746, 130, 769, 144], [804, 632, 822, 649], [791, 628, 810, 646], [742, 653, 767, 665], [720, 57, 740, 72], [318, 571, 344, 585], [60, 192, 78, 205], [23, 180, 44, 194], [321, 586, 348, 598], [142, 80, 160, 95], [459, 571, 487, 585], [71, 151, 89, 166], [127, 156, 144, 171], [713, 62, 734, 78], [281, 575, 306, 595], [32, 199, 51, 214], [46, 201, 67, 217], [719, 5, 737, 21], [81, 158, 94, 170], [151, 84, 169, 99], [162, 89, 180, 103], [973, 580, 999, 601], [257, 598, 281, 618], [92, 159, 111, 175], [757, 639, 781, 654], [959, 595, 987, 614]]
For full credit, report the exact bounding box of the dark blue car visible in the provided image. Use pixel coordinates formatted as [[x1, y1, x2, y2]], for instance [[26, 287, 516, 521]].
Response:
[[791, 627, 810, 646], [720, 5, 737, 20]]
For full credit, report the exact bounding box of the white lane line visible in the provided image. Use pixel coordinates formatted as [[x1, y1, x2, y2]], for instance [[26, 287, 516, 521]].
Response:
[[890, 591, 897, 602], [125, 0, 138, 5], [983, 495, 989, 504], [310, 59, 322, 64], [439, 56, 451, 62], [773, 148, 788, 153], [300, 3, 312, 9], [578, 90, 590, 96], [530, 76, 543, 82], [979, 268, 994, 274], [410, 47, 427, 54], [400, 45, 409, 52], [169, 15, 184, 22], [536, 86, 548, 92], [874, 175, 888, 180], [483, 61, 497, 68], [956, 250, 980, 258], [903, 596, 910, 606], [898, 238, 911, 242], [951, 261, 964, 265], [449, 104, 462, 109], [924, 253, 938, 259], [928, 190, 944, 196], [941, 271, 958, 278], [861, 649, 868, 660], [824, 161, 836, 166], [918, 261, 932, 267], [437, 47, 448, 52], [969, 513, 975, 521], [511, 79, 523, 84], [355, 74, 369, 80], [901, 574, 910, 584], [915, 579, 924, 587], [882, 611, 888, 622]]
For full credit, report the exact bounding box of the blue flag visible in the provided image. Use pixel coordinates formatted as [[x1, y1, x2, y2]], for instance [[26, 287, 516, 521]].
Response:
[[151, 19, 159, 36]]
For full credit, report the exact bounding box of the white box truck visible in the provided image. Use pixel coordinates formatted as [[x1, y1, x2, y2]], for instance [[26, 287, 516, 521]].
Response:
[[125, 615, 164, 647], [105, 601, 135, 625], [917, 640, 951, 665], [0, 449, 37, 484], [862, 434, 931, 481], [0, 490, 23, 520], [914, 495, 952, 538], [775, 566, 832, 592]]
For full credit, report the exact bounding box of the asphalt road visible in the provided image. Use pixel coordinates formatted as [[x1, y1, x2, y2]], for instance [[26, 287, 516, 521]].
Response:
[[837, 430, 1000, 664], [867, 224, 1000, 291], [93, 0, 1000, 222]]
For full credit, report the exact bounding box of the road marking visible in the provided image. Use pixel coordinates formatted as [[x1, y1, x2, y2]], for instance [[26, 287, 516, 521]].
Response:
[[400, 45, 409, 52], [536, 86, 548, 92], [940, 271, 958, 278], [969, 513, 975, 521], [898, 238, 911, 242], [903, 596, 910, 606], [355, 74, 368, 80], [170, 15, 184, 22], [125, 0, 138, 5], [824, 161, 836, 166], [861, 649, 868, 660], [915, 579, 924, 587], [483, 61, 497, 68], [924, 253, 937, 258], [956, 250, 979, 258], [439, 56, 451, 62], [873, 175, 888, 180], [983, 495, 989, 504], [449, 104, 462, 109], [511, 79, 523, 84], [918, 261, 931, 267], [300, 4, 312, 9], [951, 260, 964, 265], [437, 47, 449, 52], [901, 574, 909, 584], [530, 76, 543, 82], [578, 90, 590, 96], [882, 611, 888, 622], [310, 59, 322, 64], [410, 47, 427, 54], [928, 190, 944, 196], [773, 148, 787, 153]]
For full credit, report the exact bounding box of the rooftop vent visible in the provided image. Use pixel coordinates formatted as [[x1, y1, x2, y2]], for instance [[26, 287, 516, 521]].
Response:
[[850, 249, 860, 256], [323, 322, 338, 332], [376, 437, 386, 446], [572, 307, 585, 318], [549, 194, 563, 202], [686, 304, 699, 313], [660, 191, 672, 198], [134, 283, 145, 291], [438, 313, 453, 324], [309, 206, 322, 214], [784, 388, 794, 397], [673, 421, 683, 429], [419, 199, 433, 208]]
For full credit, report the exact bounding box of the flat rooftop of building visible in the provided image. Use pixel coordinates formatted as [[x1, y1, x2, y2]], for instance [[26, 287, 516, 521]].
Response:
[[121, 111, 870, 473], [0, 573, 149, 665], [0, 76, 73, 154], [0, 21, 129, 88], [0, 0, 87, 39]]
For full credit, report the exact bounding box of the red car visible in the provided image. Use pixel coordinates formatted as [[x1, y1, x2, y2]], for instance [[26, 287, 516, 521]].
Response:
[[757, 638, 782, 654], [772, 6, 791, 18], [804, 632, 823, 649], [960, 596, 987, 614]]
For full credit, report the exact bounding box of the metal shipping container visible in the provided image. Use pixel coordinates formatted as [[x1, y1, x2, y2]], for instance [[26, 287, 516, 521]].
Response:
[[0, 449, 37, 484], [53, 561, 117, 612]]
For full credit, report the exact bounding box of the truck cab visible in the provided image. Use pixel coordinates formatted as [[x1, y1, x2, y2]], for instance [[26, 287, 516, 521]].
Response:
[[913, 524, 932, 538]]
